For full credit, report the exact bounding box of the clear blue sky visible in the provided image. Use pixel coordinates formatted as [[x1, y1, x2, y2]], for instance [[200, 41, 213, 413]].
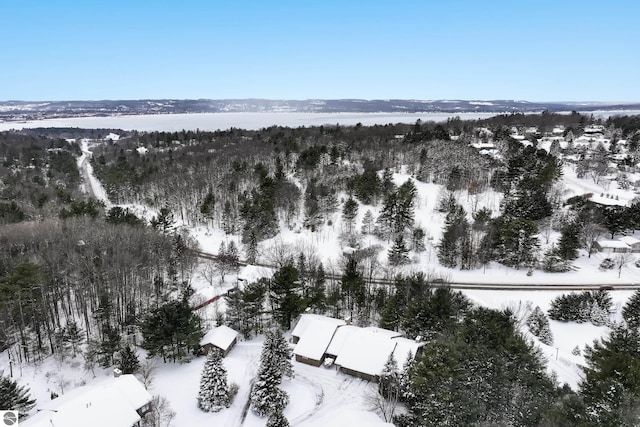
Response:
[[1, 0, 638, 102]]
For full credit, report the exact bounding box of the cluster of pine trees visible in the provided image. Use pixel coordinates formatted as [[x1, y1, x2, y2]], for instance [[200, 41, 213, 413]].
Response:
[[548, 290, 612, 326]]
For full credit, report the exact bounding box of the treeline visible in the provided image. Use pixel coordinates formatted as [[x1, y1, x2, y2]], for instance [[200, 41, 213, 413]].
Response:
[[0, 132, 83, 223], [0, 217, 195, 364]]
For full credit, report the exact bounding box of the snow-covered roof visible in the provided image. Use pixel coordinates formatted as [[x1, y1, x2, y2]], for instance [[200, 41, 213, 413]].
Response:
[[325, 324, 360, 356], [361, 327, 403, 339], [596, 239, 630, 249], [391, 337, 425, 368], [22, 374, 151, 427], [291, 314, 345, 338], [293, 319, 343, 361], [200, 325, 239, 351], [334, 328, 401, 377], [619, 236, 640, 246], [237, 264, 274, 283]]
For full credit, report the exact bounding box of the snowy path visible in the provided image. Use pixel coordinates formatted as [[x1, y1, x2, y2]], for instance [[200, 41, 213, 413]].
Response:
[[225, 342, 260, 427], [289, 362, 379, 426], [77, 139, 111, 207]]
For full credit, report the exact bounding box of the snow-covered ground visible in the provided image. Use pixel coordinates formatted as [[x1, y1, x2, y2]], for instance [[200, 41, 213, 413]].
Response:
[[77, 139, 111, 206], [7, 118, 640, 425]]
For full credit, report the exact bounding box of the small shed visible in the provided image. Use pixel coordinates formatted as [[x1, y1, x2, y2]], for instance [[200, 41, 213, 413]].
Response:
[[199, 325, 239, 357]]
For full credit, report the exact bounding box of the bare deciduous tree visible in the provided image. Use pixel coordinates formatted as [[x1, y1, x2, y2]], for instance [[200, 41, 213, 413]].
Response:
[[142, 395, 176, 427]]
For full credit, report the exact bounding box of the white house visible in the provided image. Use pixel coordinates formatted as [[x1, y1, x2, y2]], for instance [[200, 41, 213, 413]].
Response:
[[595, 239, 631, 254], [22, 374, 152, 427], [619, 236, 640, 253]]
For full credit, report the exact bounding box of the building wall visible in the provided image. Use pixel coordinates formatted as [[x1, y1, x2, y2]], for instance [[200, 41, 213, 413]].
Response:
[[339, 366, 379, 382], [200, 338, 237, 357], [295, 354, 323, 367]]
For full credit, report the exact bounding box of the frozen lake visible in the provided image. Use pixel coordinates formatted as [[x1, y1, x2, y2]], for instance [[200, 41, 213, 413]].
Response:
[[1, 110, 637, 133], [0, 111, 501, 132]]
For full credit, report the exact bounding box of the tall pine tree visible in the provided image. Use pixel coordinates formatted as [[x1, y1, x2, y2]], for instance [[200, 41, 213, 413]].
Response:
[[623, 289, 640, 329], [197, 350, 230, 412], [0, 373, 36, 418]]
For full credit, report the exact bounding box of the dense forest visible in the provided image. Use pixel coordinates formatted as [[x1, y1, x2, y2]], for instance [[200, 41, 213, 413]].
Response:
[[2, 112, 640, 425]]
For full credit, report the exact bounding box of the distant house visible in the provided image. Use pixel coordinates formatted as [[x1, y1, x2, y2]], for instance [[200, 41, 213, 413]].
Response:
[[619, 236, 640, 253], [22, 374, 151, 427], [595, 239, 631, 254], [292, 316, 345, 367], [199, 325, 239, 357]]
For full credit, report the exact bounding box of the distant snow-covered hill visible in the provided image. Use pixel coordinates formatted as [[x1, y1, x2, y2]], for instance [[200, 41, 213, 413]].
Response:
[[2, 98, 640, 122]]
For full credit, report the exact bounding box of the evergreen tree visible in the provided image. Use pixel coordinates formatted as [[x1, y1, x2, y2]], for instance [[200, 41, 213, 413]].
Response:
[[98, 324, 121, 367], [118, 344, 140, 374], [308, 263, 326, 312], [245, 231, 258, 264], [250, 332, 291, 417], [341, 258, 366, 318], [490, 217, 539, 269], [150, 207, 175, 235], [526, 306, 553, 345], [342, 197, 359, 233], [267, 409, 290, 427], [556, 220, 582, 261], [379, 294, 402, 331], [589, 301, 609, 326], [197, 350, 230, 412], [361, 209, 375, 234], [411, 227, 426, 252], [438, 205, 468, 268], [580, 327, 640, 426], [0, 372, 36, 418], [404, 308, 556, 426], [399, 351, 416, 405], [379, 353, 400, 400], [376, 192, 397, 239], [394, 179, 417, 234], [260, 329, 293, 379], [382, 168, 396, 196], [388, 235, 410, 266], [622, 289, 640, 329], [141, 299, 204, 362], [270, 266, 305, 329], [225, 286, 247, 336]]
